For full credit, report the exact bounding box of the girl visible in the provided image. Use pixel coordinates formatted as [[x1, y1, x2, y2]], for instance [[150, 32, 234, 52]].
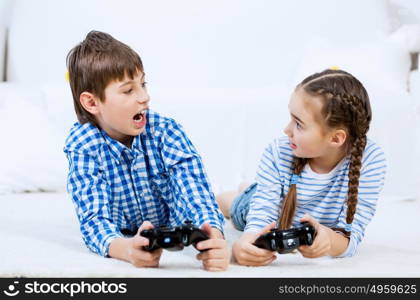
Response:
[[218, 69, 387, 266]]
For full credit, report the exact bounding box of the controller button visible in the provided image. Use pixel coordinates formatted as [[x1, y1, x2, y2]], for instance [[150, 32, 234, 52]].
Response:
[[182, 235, 189, 244], [270, 239, 276, 250], [306, 233, 313, 244], [286, 238, 296, 247]]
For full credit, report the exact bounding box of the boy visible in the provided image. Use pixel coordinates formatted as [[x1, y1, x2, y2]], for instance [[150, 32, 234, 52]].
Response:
[[64, 31, 229, 271]]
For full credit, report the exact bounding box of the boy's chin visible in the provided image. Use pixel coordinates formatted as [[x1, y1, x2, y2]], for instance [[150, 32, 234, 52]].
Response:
[[130, 127, 146, 135]]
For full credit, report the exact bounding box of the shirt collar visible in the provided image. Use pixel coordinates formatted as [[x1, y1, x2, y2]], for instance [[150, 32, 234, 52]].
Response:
[[100, 130, 144, 163]]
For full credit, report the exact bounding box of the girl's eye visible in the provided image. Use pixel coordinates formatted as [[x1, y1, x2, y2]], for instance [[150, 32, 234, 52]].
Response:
[[124, 88, 133, 94], [296, 121, 302, 129], [141, 82, 148, 88]]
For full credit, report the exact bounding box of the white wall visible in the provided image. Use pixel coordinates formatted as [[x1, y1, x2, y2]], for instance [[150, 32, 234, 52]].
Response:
[[7, 0, 391, 88]]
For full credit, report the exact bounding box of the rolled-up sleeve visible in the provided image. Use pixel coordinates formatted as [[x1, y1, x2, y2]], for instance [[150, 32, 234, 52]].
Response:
[[66, 150, 123, 256], [159, 119, 225, 233]]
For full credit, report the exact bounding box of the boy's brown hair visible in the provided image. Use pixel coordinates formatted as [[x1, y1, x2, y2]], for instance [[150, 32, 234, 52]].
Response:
[[66, 30, 144, 126]]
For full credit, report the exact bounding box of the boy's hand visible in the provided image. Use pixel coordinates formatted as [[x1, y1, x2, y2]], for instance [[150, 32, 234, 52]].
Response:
[[195, 223, 230, 271], [298, 214, 332, 258], [127, 221, 163, 267], [232, 222, 277, 266]]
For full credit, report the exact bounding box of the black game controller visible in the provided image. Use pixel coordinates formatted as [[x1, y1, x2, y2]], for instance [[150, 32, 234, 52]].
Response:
[[253, 222, 315, 254], [140, 220, 209, 252]]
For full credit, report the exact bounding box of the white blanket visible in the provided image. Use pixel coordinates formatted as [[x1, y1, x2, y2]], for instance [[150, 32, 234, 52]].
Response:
[[0, 192, 419, 277]]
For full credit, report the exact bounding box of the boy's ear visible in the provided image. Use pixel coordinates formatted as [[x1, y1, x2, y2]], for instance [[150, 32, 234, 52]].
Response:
[[80, 92, 100, 115], [330, 129, 347, 148]]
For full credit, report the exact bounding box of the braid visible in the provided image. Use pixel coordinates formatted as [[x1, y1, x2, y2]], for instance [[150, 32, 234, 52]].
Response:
[[277, 157, 307, 229], [346, 135, 366, 224], [340, 94, 369, 230]]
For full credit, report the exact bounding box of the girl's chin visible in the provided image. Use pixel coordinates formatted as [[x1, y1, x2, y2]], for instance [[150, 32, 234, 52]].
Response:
[[291, 149, 306, 158]]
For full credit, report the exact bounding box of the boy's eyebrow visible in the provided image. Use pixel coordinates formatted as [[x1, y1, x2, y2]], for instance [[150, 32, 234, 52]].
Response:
[[119, 81, 134, 88], [119, 73, 145, 88], [291, 113, 305, 125]]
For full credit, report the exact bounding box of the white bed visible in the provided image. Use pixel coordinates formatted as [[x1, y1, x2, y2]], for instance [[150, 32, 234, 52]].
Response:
[[1, 192, 419, 278]]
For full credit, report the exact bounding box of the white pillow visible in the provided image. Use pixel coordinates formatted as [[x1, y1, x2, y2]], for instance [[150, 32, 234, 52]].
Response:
[[0, 26, 5, 81], [293, 38, 411, 93], [389, 24, 420, 52], [0, 83, 68, 194]]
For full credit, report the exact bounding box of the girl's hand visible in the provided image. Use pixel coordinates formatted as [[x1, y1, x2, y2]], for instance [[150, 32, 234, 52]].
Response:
[[232, 222, 277, 266], [298, 214, 333, 258], [195, 223, 230, 272]]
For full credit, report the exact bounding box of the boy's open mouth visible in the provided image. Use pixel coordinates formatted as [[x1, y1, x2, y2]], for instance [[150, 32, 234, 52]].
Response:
[[133, 110, 147, 128], [133, 112, 144, 121]]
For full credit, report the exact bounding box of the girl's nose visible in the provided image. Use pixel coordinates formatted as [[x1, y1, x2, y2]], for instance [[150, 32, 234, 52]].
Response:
[[284, 122, 292, 137]]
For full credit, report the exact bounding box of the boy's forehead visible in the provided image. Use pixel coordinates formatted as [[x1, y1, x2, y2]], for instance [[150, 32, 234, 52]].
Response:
[[104, 71, 144, 90], [108, 71, 144, 86]]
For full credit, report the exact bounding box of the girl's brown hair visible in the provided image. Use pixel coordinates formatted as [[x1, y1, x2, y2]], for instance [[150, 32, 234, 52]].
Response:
[[66, 30, 144, 126], [278, 69, 372, 237]]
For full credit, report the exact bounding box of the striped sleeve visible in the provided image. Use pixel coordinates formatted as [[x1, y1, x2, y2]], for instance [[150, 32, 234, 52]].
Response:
[[66, 150, 123, 257], [244, 140, 288, 232], [335, 143, 387, 258]]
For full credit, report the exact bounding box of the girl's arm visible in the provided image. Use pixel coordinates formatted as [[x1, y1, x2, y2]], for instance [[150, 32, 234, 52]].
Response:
[[299, 144, 386, 258], [334, 144, 387, 257]]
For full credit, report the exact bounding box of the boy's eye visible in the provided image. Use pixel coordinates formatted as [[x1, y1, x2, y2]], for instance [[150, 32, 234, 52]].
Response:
[[296, 121, 302, 129], [141, 82, 148, 88], [124, 88, 133, 94]]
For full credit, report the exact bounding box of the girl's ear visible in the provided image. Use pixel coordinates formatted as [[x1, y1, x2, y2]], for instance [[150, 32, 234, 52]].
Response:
[[330, 129, 347, 148], [80, 92, 100, 115]]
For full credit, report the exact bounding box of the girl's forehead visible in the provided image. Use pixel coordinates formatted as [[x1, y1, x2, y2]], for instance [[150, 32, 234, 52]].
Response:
[[289, 88, 324, 124]]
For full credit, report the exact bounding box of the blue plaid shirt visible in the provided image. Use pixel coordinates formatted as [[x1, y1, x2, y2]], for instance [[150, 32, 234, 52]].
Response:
[[64, 110, 224, 257]]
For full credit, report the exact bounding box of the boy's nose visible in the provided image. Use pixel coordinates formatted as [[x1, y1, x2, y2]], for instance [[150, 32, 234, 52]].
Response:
[[137, 92, 150, 105]]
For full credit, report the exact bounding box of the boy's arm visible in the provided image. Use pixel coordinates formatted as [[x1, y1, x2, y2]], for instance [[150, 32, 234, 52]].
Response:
[[66, 150, 123, 256], [159, 119, 224, 233]]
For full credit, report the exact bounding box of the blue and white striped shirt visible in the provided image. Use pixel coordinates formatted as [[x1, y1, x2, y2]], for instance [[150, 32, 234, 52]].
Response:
[[64, 110, 224, 257], [245, 136, 386, 257]]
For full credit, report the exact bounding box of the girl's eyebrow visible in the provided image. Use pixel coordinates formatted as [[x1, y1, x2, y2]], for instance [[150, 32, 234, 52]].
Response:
[[291, 113, 305, 125]]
